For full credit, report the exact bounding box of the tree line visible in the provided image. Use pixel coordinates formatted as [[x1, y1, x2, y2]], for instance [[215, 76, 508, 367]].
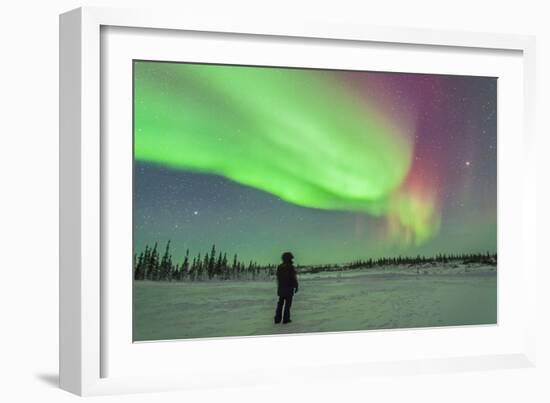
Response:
[[133, 241, 275, 282], [345, 252, 497, 270], [134, 241, 497, 282], [298, 252, 497, 274]]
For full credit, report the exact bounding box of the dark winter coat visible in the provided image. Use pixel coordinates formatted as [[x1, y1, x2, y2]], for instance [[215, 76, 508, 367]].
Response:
[[276, 263, 298, 297]]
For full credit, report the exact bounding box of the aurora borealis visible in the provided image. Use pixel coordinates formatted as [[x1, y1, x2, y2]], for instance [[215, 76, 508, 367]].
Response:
[[133, 61, 497, 265]]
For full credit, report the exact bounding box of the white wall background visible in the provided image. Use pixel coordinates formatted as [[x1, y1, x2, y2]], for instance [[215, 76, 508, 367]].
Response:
[[1, 1, 548, 402]]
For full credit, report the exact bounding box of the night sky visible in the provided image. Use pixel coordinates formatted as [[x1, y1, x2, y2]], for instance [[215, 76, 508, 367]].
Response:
[[133, 61, 497, 266]]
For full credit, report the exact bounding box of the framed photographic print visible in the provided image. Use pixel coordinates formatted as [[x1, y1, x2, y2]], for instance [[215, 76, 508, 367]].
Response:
[[60, 7, 537, 396], [131, 60, 498, 341]]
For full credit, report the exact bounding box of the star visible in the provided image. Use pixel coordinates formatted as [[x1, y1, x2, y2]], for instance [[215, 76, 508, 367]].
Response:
[[465, 161, 471, 167], [193, 211, 199, 216]]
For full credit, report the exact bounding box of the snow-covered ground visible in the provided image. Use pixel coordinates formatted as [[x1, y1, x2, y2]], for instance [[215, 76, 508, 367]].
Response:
[[133, 263, 497, 341]]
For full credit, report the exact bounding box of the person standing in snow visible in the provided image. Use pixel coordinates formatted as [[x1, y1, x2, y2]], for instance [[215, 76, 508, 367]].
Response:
[[274, 252, 299, 324]]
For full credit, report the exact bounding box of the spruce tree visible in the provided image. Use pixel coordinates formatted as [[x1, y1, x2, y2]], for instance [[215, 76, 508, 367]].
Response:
[[208, 245, 216, 278], [215, 252, 223, 277], [221, 253, 228, 279], [203, 252, 210, 280], [159, 240, 172, 280], [232, 254, 238, 279], [182, 249, 189, 280], [134, 251, 145, 280], [148, 243, 160, 280], [142, 245, 151, 279], [190, 256, 197, 281]]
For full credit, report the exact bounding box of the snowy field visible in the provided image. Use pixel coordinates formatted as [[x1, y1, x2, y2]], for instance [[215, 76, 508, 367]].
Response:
[[133, 264, 497, 341]]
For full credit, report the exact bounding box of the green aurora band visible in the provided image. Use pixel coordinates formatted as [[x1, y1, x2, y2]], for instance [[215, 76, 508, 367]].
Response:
[[134, 62, 441, 245]]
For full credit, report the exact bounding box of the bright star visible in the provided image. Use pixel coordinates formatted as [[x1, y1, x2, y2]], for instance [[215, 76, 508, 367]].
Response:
[[193, 211, 199, 216], [465, 161, 471, 167]]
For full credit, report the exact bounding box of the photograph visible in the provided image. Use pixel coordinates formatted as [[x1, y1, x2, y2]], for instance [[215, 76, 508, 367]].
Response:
[[132, 60, 497, 342]]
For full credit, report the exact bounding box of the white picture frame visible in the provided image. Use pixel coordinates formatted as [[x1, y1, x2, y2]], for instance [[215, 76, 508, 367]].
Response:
[[59, 6, 537, 396]]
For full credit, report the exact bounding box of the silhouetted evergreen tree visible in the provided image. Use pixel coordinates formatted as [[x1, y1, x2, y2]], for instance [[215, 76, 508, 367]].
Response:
[[147, 243, 160, 280], [134, 251, 145, 280], [180, 249, 189, 281], [159, 240, 173, 281], [196, 253, 203, 280], [232, 254, 238, 279], [190, 256, 197, 281], [202, 251, 210, 280], [222, 253, 228, 279]]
